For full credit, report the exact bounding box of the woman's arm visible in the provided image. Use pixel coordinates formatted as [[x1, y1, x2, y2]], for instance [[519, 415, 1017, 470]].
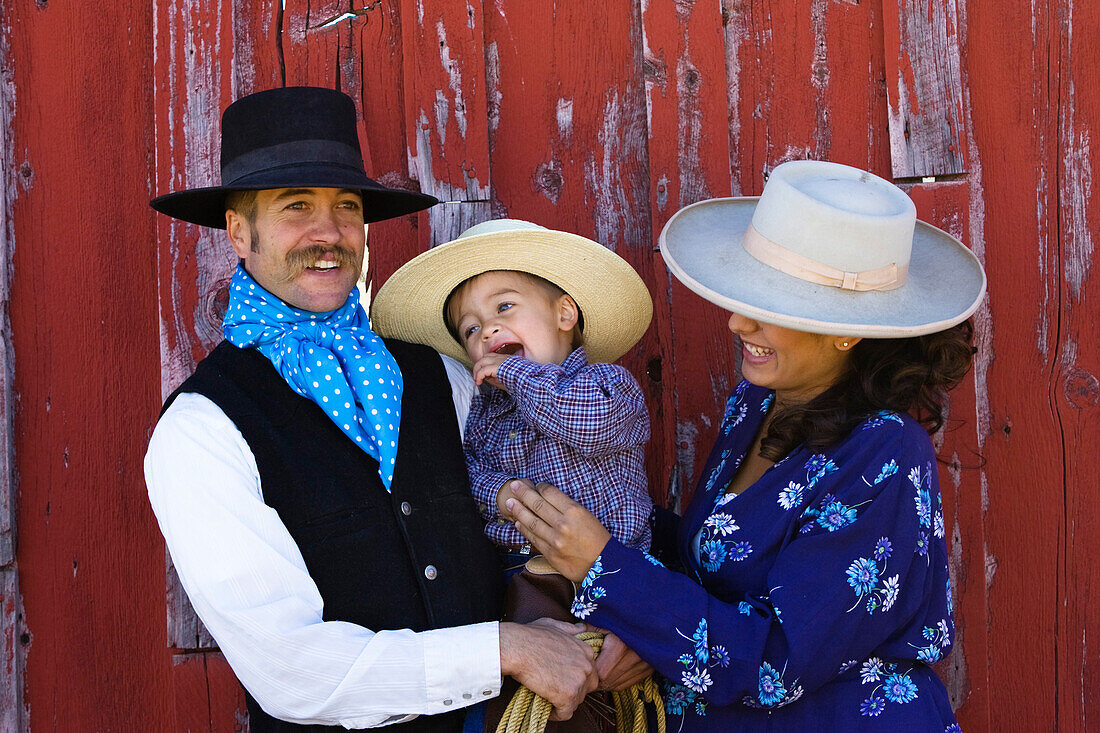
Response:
[[508, 418, 954, 710]]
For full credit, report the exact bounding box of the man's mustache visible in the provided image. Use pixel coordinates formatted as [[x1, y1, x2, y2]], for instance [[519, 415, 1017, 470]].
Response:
[[276, 244, 362, 283]]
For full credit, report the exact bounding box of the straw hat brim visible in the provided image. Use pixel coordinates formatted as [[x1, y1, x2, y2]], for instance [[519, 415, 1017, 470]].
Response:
[[371, 229, 654, 366], [660, 197, 986, 337]]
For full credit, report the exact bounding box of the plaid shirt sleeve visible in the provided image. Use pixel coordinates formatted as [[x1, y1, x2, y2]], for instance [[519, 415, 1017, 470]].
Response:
[[495, 353, 650, 458]]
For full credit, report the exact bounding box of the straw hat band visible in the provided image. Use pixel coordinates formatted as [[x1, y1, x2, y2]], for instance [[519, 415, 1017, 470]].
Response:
[[741, 223, 907, 292], [221, 139, 365, 184]]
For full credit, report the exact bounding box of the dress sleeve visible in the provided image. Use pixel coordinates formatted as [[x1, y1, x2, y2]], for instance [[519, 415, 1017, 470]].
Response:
[[145, 393, 502, 728], [572, 418, 947, 711], [495, 357, 649, 458]]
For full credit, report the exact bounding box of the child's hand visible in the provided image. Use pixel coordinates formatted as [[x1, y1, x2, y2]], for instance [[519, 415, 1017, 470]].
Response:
[[472, 352, 510, 389], [497, 477, 534, 520]]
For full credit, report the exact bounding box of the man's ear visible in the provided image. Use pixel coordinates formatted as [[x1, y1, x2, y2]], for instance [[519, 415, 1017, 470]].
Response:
[[557, 294, 580, 332], [225, 209, 252, 259]]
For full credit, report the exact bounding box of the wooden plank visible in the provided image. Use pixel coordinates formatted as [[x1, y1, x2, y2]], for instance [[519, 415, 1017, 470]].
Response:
[[882, 0, 967, 177], [352, 1, 442, 292], [957, 0, 1062, 728], [400, 0, 492, 246], [153, 0, 238, 652], [172, 651, 248, 732], [0, 569, 27, 731], [722, 0, 890, 195], [0, 4, 14, 570], [638, 0, 735, 508], [905, 182, 990, 720], [0, 29, 22, 721], [1053, 0, 1100, 727], [9, 0, 175, 725]]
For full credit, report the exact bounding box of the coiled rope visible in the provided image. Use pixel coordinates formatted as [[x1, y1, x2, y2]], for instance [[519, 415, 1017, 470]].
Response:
[[495, 631, 666, 733]]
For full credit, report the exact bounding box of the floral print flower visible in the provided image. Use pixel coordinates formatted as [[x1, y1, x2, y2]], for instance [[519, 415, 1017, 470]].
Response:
[[817, 499, 858, 532], [682, 669, 713, 694], [737, 601, 754, 616], [704, 513, 739, 536], [860, 695, 886, 717], [742, 662, 804, 709], [847, 558, 879, 595], [874, 460, 898, 485], [729, 541, 753, 561], [661, 682, 697, 715], [757, 662, 787, 706], [915, 487, 932, 527], [860, 658, 885, 684], [873, 537, 893, 560], [882, 575, 900, 612], [777, 481, 805, 510], [700, 540, 728, 571], [882, 673, 919, 703]]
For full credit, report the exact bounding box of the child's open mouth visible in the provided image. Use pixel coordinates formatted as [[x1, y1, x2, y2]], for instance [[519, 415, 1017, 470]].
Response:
[[493, 343, 523, 357]]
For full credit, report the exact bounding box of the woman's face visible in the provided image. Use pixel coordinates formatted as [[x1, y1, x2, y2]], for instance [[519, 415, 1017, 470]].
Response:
[[727, 312, 858, 407]]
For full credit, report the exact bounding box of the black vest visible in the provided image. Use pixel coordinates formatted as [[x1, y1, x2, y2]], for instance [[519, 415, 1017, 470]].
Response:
[[166, 339, 503, 732]]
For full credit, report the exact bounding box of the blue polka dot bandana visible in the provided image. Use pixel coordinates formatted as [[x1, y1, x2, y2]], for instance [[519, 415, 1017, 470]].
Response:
[[223, 264, 403, 490]]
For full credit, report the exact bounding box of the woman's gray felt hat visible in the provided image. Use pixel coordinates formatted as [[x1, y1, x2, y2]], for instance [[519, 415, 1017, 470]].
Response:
[[659, 160, 986, 337]]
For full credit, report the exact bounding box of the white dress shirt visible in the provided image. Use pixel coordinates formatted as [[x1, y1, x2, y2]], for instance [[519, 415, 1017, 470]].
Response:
[[144, 354, 501, 729]]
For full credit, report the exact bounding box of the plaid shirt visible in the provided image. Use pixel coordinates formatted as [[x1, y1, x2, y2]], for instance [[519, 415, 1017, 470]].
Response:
[[464, 347, 652, 550]]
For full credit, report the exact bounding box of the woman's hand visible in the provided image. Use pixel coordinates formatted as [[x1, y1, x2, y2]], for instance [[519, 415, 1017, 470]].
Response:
[[505, 479, 611, 583], [593, 631, 653, 690]]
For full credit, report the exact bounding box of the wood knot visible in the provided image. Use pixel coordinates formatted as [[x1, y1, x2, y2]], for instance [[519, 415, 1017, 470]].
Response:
[[533, 161, 563, 204], [1064, 368, 1099, 408], [204, 277, 233, 334]]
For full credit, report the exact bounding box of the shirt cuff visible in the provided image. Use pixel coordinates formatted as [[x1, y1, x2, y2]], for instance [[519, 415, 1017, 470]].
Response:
[[495, 356, 544, 391], [422, 621, 502, 714]]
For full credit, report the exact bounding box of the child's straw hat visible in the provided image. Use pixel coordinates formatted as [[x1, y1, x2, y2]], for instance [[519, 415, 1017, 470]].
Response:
[[371, 219, 653, 366]]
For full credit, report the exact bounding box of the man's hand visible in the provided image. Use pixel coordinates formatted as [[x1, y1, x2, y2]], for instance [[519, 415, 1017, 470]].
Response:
[[593, 631, 652, 691], [499, 619, 598, 721], [472, 353, 510, 389], [506, 481, 611, 583]]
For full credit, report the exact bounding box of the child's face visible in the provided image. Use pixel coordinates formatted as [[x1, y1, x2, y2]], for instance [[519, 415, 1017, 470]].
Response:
[[448, 271, 578, 366]]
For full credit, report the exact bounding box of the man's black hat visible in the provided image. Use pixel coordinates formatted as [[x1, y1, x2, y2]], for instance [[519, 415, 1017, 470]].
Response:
[[150, 86, 437, 229]]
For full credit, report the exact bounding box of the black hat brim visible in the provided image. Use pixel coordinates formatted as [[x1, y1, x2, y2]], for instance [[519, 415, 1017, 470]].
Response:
[[150, 166, 437, 229]]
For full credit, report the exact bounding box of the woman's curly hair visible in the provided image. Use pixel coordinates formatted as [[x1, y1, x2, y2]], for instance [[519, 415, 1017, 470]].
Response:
[[758, 320, 976, 462]]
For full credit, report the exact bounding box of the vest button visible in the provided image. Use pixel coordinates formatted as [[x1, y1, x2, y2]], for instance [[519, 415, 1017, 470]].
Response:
[[443, 698, 453, 706], [424, 564, 438, 580], [400, 501, 412, 516]]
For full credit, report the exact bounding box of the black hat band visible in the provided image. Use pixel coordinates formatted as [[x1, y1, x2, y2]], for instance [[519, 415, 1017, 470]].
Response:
[[221, 139, 365, 185]]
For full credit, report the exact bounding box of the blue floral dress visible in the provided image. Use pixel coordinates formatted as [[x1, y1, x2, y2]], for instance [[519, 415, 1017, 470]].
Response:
[[571, 381, 962, 731]]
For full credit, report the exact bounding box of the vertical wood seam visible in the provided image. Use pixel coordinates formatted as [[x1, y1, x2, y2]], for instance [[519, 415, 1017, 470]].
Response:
[[0, 11, 26, 728]]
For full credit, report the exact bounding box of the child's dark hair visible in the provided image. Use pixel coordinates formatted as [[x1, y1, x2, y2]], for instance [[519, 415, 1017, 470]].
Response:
[[759, 320, 976, 461], [443, 270, 584, 346]]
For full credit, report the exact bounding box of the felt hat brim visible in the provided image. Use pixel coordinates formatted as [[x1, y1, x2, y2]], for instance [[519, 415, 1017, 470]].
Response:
[[150, 167, 437, 229], [371, 228, 654, 366], [660, 197, 986, 337]]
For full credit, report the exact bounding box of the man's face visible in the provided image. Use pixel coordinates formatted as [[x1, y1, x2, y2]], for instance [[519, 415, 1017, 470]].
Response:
[[225, 187, 366, 313]]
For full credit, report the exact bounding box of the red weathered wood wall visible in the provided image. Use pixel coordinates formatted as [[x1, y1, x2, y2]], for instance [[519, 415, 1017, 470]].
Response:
[[2, 0, 1097, 730]]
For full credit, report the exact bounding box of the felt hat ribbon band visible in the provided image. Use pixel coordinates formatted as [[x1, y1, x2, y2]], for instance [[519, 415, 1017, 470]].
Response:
[[221, 139, 365, 184], [741, 223, 907, 292]]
